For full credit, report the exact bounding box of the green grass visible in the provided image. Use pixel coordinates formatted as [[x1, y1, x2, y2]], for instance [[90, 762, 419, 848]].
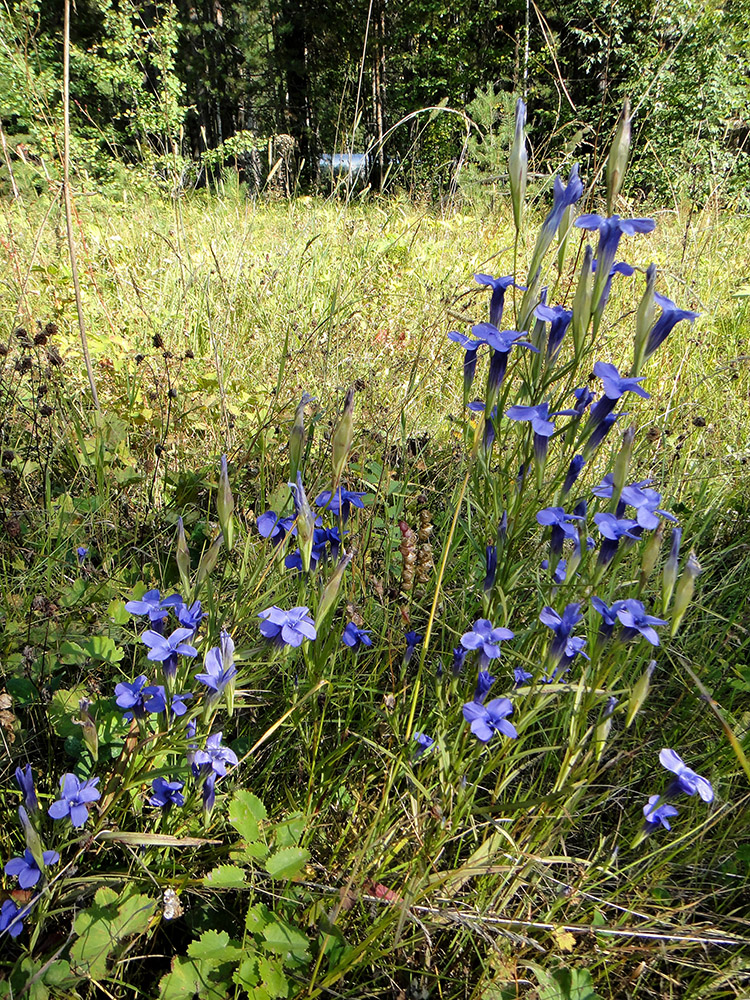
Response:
[[0, 180, 749, 1000]]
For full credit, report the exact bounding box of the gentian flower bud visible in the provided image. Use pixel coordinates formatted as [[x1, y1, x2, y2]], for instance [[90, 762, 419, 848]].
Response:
[[316, 551, 353, 627], [289, 392, 313, 483], [451, 646, 467, 675], [217, 455, 235, 552], [14, 765, 38, 816], [331, 387, 355, 491], [640, 521, 665, 588], [606, 97, 631, 214], [625, 659, 656, 728], [483, 545, 497, 593], [612, 425, 636, 505], [562, 455, 585, 496], [290, 472, 316, 573], [662, 526, 682, 613], [195, 532, 224, 589], [633, 263, 657, 375], [670, 550, 701, 636], [473, 670, 496, 704], [571, 245, 594, 355], [18, 805, 46, 874], [528, 165, 583, 277], [509, 98, 527, 233], [176, 516, 191, 596], [76, 697, 99, 762]]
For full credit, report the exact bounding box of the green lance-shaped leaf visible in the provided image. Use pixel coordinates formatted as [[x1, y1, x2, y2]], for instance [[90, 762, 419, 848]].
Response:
[[639, 521, 664, 589], [217, 454, 235, 552], [606, 97, 631, 214], [571, 245, 594, 355], [611, 424, 636, 507]]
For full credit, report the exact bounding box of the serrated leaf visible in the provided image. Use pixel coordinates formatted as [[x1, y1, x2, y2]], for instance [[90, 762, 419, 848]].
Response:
[[159, 957, 208, 999], [229, 790, 267, 842], [274, 813, 305, 847], [246, 903, 271, 936], [58, 641, 87, 665], [49, 686, 88, 738], [188, 929, 243, 963], [551, 926, 577, 952], [71, 887, 155, 979], [264, 847, 309, 881], [262, 920, 310, 961], [257, 955, 291, 995], [82, 635, 125, 664], [529, 963, 602, 1000], [233, 956, 260, 989], [204, 864, 247, 888], [230, 841, 269, 863], [108, 599, 131, 625]]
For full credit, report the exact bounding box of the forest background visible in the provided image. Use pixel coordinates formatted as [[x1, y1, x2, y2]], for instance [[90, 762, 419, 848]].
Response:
[[2, 0, 750, 204]]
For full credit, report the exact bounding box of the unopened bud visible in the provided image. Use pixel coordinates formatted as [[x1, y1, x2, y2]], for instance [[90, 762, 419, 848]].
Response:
[[291, 472, 316, 573], [571, 245, 594, 355], [316, 551, 353, 628], [217, 455, 235, 552], [509, 98, 528, 233], [633, 263, 657, 376], [331, 388, 355, 491], [518, 266, 541, 335], [640, 521, 664, 588], [606, 98, 631, 214], [176, 517, 191, 595], [661, 526, 682, 613], [76, 698, 99, 762], [289, 392, 313, 482], [195, 532, 224, 589], [18, 806, 46, 874], [612, 425, 636, 505], [670, 551, 701, 636], [626, 659, 655, 728]]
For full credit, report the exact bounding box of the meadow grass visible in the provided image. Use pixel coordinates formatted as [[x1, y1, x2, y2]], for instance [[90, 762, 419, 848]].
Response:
[[0, 177, 749, 999]]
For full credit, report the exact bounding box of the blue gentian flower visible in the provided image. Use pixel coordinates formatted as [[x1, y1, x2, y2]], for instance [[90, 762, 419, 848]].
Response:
[[541, 557, 567, 583], [584, 411, 624, 459], [542, 165, 584, 237], [258, 606, 317, 647], [125, 589, 181, 624], [451, 646, 467, 675], [342, 622, 373, 648], [460, 619, 514, 671], [562, 455, 586, 495], [616, 599, 667, 645], [513, 667, 533, 685], [48, 773, 101, 827], [76, 546, 89, 565], [536, 506, 584, 556], [575, 214, 655, 309], [140, 627, 198, 681], [176, 600, 206, 632], [448, 331, 484, 397], [315, 487, 367, 522], [473, 273, 524, 327], [593, 513, 640, 566], [169, 692, 193, 717], [587, 362, 650, 434], [285, 526, 343, 572], [5, 849, 60, 889], [193, 731, 239, 776], [115, 675, 167, 720], [506, 402, 574, 467], [257, 510, 296, 542], [540, 604, 587, 666], [590, 259, 635, 315], [483, 545, 497, 592], [202, 772, 217, 813], [472, 323, 538, 402], [195, 630, 237, 697], [645, 293, 699, 362], [0, 899, 25, 939], [643, 795, 678, 831], [14, 765, 38, 815], [412, 732, 435, 760], [404, 631, 423, 665], [473, 669, 496, 704], [462, 697, 517, 742], [572, 386, 594, 415], [534, 302, 573, 360], [591, 596, 622, 644], [149, 778, 185, 809], [659, 749, 714, 802]]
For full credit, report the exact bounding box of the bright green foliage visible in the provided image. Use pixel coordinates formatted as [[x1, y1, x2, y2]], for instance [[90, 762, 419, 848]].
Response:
[[70, 886, 155, 979]]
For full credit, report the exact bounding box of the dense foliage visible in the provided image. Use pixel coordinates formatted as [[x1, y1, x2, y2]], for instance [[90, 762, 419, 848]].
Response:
[[1, 0, 750, 200]]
